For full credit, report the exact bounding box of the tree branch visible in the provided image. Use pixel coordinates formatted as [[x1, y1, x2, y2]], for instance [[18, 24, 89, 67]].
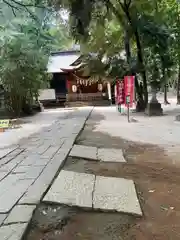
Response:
[[2, 0, 52, 22], [104, 0, 125, 26], [2, 0, 18, 16], [2, 0, 41, 22], [126, 0, 132, 9], [6, 0, 47, 9]]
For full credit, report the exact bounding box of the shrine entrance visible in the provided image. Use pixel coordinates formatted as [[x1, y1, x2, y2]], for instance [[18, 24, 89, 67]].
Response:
[[66, 75, 111, 106], [46, 50, 112, 107]]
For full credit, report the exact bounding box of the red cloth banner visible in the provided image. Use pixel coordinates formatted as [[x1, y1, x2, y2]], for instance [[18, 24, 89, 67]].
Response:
[[116, 80, 125, 104], [124, 76, 135, 107]]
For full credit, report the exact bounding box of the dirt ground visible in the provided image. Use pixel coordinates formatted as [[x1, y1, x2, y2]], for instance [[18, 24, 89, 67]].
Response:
[[25, 111, 180, 240]]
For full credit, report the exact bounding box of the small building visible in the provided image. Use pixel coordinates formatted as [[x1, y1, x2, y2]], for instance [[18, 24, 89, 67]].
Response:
[[44, 50, 112, 107]]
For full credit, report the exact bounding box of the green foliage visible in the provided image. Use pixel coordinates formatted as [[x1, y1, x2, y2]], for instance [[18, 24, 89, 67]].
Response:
[[0, 1, 73, 116], [3, 0, 180, 106], [0, 20, 50, 116]]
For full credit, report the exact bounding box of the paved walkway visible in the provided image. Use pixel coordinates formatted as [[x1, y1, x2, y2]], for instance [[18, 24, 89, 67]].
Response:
[[0, 107, 92, 240], [43, 143, 141, 216], [0, 108, 74, 149]]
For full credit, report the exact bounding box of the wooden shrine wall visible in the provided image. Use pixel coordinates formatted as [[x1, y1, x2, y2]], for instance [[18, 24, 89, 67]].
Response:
[[67, 81, 100, 94], [66, 74, 107, 94]]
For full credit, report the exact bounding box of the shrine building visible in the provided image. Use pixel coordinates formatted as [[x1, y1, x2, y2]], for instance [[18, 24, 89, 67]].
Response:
[[44, 50, 112, 107]]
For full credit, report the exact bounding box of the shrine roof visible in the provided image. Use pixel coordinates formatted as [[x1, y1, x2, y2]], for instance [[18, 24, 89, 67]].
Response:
[[47, 50, 81, 73]]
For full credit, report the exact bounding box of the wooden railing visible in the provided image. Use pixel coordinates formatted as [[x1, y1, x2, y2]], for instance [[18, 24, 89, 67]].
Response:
[[66, 93, 106, 102]]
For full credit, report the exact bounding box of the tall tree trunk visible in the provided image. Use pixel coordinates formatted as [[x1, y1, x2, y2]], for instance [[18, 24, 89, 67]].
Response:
[[163, 68, 170, 105], [106, 0, 147, 109], [133, 29, 148, 106], [124, 27, 131, 65], [124, 27, 145, 111], [177, 64, 180, 104], [124, 9, 148, 108], [164, 83, 168, 104]]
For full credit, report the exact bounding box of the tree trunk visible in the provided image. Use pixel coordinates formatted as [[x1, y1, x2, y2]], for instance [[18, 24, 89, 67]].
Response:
[[163, 68, 170, 105], [124, 27, 131, 65], [123, 8, 148, 107], [107, 0, 147, 109], [177, 64, 180, 104], [21, 97, 33, 116], [124, 27, 145, 111], [134, 29, 148, 106], [135, 77, 145, 111], [164, 84, 170, 105]]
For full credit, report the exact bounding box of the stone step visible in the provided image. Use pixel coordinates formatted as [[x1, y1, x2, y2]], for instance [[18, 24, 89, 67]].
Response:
[[69, 144, 126, 163], [65, 100, 111, 108], [43, 170, 142, 216]]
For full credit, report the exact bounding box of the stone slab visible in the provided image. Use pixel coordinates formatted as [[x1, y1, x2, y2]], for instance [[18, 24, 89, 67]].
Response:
[[62, 138, 76, 150], [0, 148, 16, 159], [97, 148, 126, 163], [0, 179, 34, 213], [0, 172, 8, 181], [0, 155, 25, 172], [19, 178, 49, 205], [93, 176, 142, 216], [13, 166, 44, 179], [0, 214, 7, 226], [4, 205, 36, 224], [35, 144, 51, 155], [41, 146, 60, 159], [0, 223, 28, 240], [43, 170, 95, 208], [20, 166, 44, 180], [69, 144, 97, 160], [19, 149, 69, 204], [13, 166, 29, 173], [32, 157, 51, 166], [18, 154, 39, 166], [0, 162, 18, 172], [7, 148, 24, 158], [0, 149, 24, 167], [0, 175, 21, 197]]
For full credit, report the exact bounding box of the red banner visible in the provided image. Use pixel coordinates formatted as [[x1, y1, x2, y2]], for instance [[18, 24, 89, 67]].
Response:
[[124, 76, 135, 107], [116, 80, 125, 104]]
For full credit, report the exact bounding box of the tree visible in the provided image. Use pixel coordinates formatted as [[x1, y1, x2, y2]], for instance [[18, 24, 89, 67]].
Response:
[[0, 1, 73, 116], [45, 0, 174, 108], [2, 0, 178, 111], [0, 21, 50, 116]]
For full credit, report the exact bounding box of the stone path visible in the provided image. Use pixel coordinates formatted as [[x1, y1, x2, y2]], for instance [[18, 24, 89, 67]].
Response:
[[69, 144, 97, 160], [70, 144, 126, 162], [0, 107, 92, 240], [93, 175, 141, 215], [43, 170, 95, 208], [43, 170, 142, 216]]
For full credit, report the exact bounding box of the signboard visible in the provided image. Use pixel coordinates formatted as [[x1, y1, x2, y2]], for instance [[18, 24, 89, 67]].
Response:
[[38, 89, 56, 101], [116, 80, 125, 105], [124, 76, 135, 107], [0, 119, 9, 129]]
